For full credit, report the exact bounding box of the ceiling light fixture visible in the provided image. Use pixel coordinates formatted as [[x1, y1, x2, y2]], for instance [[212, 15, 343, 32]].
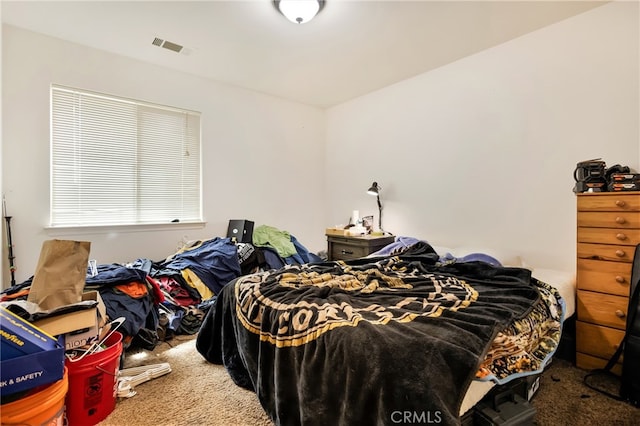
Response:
[[274, 0, 325, 24]]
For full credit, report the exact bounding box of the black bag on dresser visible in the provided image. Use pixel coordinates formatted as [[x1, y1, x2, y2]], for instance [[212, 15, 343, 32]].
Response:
[[584, 243, 640, 407]]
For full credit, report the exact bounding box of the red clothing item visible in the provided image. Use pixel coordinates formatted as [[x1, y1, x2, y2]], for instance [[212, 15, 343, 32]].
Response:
[[156, 276, 200, 307], [145, 276, 165, 305]]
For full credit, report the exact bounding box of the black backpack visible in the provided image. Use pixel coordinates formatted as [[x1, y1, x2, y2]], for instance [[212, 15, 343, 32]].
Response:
[[584, 243, 640, 407]]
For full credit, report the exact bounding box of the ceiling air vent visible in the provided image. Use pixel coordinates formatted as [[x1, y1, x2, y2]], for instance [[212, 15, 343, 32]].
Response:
[[151, 37, 184, 53]]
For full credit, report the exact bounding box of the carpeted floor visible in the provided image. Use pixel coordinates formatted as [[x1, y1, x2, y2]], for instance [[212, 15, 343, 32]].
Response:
[[532, 358, 637, 425], [100, 335, 271, 426], [99, 335, 638, 426]]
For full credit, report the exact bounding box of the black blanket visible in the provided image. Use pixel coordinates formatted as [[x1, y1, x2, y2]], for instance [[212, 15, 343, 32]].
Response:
[[196, 250, 541, 425]]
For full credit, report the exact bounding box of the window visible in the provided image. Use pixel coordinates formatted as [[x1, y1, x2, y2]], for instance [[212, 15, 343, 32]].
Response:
[[50, 85, 202, 227]]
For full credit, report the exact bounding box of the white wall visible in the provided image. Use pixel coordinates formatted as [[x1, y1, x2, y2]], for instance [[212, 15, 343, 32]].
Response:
[[2, 25, 327, 287], [2, 2, 639, 287], [0, 8, 4, 286], [325, 2, 639, 272]]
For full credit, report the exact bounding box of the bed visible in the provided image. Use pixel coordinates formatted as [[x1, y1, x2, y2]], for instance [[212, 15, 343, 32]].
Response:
[[196, 240, 573, 425]]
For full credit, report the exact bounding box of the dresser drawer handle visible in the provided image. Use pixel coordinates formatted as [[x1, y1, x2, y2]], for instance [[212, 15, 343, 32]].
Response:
[[616, 275, 626, 284], [615, 310, 626, 318], [616, 250, 626, 258], [615, 200, 626, 208], [616, 233, 628, 241], [341, 250, 354, 255], [615, 216, 626, 224]]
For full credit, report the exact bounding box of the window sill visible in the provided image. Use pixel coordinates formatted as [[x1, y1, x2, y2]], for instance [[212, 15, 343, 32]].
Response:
[[45, 221, 207, 236]]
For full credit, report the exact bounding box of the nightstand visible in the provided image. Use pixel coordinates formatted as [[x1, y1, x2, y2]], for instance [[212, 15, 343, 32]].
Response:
[[326, 234, 395, 261]]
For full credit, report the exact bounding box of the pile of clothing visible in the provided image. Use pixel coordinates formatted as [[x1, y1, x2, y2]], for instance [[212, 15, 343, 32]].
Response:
[[1, 227, 322, 352]]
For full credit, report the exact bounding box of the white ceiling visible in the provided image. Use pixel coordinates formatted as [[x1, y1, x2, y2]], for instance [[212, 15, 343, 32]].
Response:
[[1, 0, 607, 108]]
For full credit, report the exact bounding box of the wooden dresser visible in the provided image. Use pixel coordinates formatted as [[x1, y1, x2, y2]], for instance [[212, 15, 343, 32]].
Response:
[[326, 234, 395, 261], [576, 191, 640, 372]]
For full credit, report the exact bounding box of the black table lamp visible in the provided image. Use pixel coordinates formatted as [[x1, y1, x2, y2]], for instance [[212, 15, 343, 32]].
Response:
[[367, 181, 383, 233]]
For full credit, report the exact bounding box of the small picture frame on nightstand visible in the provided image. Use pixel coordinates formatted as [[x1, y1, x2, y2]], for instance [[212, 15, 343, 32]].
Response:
[[362, 215, 374, 233]]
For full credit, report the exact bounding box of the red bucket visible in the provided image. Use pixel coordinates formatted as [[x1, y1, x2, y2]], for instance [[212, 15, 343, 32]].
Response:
[[65, 331, 123, 426]]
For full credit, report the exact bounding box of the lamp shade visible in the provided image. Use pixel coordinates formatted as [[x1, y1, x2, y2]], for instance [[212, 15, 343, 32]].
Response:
[[275, 0, 324, 24], [367, 182, 380, 196]]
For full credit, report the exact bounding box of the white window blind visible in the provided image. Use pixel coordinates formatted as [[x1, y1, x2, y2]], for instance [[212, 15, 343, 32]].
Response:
[[50, 85, 202, 227]]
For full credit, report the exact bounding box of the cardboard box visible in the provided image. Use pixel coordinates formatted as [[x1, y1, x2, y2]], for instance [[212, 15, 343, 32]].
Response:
[[325, 227, 348, 236], [0, 310, 65, 398], [1, 346, 65, 397], [59, 326, 101, 351], [32, 291, 107, 351], [0, 307, 60, 360]]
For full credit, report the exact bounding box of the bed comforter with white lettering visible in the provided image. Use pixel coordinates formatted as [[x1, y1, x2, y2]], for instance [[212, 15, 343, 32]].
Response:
[[196, 246, 560, 425]]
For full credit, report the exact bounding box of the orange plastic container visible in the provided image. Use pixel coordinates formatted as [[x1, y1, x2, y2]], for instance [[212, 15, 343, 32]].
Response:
[[65, 331, 123, 426], [0, 367, 68, 426]]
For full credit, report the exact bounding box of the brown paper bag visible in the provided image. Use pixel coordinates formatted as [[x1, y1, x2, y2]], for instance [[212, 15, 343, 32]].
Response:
[[27, 239, 91, 310]]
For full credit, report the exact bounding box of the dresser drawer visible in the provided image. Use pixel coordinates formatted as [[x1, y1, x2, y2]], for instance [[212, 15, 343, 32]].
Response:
[[578, 193, 640, 212], [577, 211, 640, 229], [577, 242, 635, 263], [330, 242, 369, 260], [327, 235, 395, 261], [576, 320, 625, 361], [576, 352, 622, 375], [576, 258, 632, 296], [577, 290, 629, 329], [577, 226, 640, 245]]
